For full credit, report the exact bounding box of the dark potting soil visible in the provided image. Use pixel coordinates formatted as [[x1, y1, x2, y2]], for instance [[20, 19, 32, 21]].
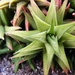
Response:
[[0, 54, 75, 75]]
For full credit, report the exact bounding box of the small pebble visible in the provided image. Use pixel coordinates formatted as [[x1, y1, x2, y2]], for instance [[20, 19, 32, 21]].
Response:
[[0, 55, 75, 75]]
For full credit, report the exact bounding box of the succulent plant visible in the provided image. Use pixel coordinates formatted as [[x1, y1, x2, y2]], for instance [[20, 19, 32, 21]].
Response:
[[2, 0, 75, 75], [1, 0, 75, 75]]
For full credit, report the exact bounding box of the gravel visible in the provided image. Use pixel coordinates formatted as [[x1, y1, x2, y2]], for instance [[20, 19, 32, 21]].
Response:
[[0, 54, 75, 75]]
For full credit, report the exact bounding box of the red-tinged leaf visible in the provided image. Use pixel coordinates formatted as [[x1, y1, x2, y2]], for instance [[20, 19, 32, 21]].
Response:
[[25, 19, 30, 31], [22, 7, 37, 29], [55, 57, 69, 74], [57, 0, 68, 25], [16, 1, 27, 18], [12, 11, 23, 26]]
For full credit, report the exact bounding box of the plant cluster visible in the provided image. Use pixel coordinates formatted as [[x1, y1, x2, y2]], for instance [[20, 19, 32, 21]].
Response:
[[0, 0, 75, 75]]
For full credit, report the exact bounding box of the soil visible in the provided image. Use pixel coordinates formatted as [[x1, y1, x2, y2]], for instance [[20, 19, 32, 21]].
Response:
[[0, 54, 75, 75]]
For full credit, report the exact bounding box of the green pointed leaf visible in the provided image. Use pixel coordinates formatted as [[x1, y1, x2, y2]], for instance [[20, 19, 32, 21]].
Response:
[[29, 5, 50, 31], [12, 57, 22, 73], [0, 16, 3, 25], [13, 51, 41, 58], [0, 9, 9, 25], [14, 50, 41, 58], [55, 57, 68, 74], [57, 0, 68, 25], [28, 60, 35, 71], [0, 25, 4, 40], [15, 40, 44, 54], [6, 37, 13, 50], [57, 44, 70, 70], [55, 22, 75, 39], [60, 33, 75, 43], [23, 9, 37, 29], [64, 40, 75, 48], [67, 26, 75, 33], [25, 31, 46, 43], [23, 54, 37, 61], [5, 26, 21, 32], [43, 42, 54, 75], [45, 0, 57, 34], [30, 0, 45, 20], [48, 19, 55, 35], [13, 40, 44, 58], [43, 48, 48, 75], [6, 30, 39, 42], [0, 48, 9, 54]]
